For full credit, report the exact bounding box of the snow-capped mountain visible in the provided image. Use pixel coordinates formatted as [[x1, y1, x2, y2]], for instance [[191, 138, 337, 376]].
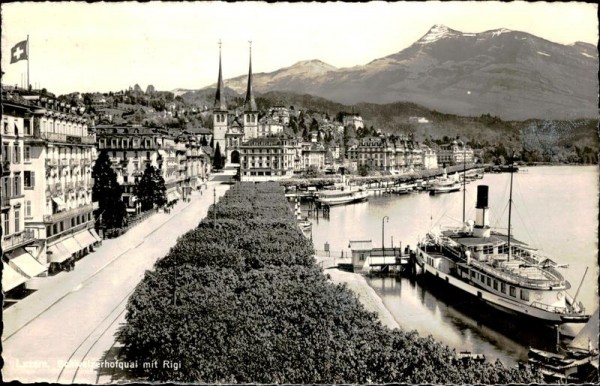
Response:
[[202, 25, 598, 120]]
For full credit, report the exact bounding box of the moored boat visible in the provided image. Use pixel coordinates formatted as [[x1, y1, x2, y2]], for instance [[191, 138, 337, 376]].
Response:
[[414, 183, 590, 324], [429, 174, 461, 195], [315, 185, 369, 206]]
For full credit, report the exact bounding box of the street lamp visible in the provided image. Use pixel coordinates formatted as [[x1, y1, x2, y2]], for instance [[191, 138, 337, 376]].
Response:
[[382, 215, 389, 256]]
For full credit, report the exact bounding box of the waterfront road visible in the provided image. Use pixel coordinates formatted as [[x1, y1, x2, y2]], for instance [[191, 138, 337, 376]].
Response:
[[2, 174, 233, 383]]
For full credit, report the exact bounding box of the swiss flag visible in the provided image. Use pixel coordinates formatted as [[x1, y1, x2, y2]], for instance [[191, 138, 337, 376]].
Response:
[[11, 40, 28, 63]]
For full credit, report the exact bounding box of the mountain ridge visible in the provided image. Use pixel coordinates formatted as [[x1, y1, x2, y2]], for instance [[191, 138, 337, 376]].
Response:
[[185, 25, 598, 120]]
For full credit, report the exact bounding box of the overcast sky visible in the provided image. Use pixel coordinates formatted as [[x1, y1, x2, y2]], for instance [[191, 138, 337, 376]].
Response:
[[1, 1, 597, 95]]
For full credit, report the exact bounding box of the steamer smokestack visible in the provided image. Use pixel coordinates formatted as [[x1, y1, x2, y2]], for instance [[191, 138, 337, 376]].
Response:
[[474, 185, 491, 237]]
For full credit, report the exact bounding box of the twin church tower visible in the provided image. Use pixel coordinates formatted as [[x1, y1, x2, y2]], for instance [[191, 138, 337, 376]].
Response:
[[212, 41, 258, 164]]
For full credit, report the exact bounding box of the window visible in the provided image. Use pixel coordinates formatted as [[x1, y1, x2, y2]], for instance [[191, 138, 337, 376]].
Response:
[[13, 144, 20, 163], [53, 224, 58, 234], [520, 290, 529, 301], [24, 146, 31, 161], [71, 218, 75, 227], [14, 208, 20, 233], [486, 277, 491, 287], [3, 212, 9, 235], [483, 245, 493, 255], [13, 173, 21, 196], [46, 225, 52, 237], [493, 280, 498, 290], [24, 171, 35, 189], [509, 286, 516, 297], [2, 177, 10, 198], [25, 200, 31, 217], [501, 282, 506, 294]]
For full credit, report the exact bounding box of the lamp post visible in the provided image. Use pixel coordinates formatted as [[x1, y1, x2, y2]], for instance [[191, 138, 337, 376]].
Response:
[[382, 215, 389, 256]]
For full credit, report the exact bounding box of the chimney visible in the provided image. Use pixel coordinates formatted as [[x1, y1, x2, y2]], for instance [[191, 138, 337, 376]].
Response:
[[473, 185, 491, 237]]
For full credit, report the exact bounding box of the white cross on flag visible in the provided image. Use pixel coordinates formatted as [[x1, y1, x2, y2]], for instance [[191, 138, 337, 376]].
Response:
[[11, 40, 28, 63]]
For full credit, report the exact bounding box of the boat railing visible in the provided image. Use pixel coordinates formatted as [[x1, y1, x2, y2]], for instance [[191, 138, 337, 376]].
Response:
[[530, 301, 572, 315], [468, 259, 565, 289]]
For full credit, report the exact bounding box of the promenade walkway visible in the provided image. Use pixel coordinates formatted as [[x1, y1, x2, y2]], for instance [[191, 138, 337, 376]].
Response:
[[2, 173, 233, 383]]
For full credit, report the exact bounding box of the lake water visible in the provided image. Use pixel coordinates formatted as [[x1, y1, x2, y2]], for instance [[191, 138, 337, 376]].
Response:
[[306, 165, 598, 366]]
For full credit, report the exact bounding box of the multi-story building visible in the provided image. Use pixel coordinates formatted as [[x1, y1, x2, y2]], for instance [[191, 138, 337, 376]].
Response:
[[95, 125, 204, 213], [301, 143, 327, 170], [239, 136, 298, 181], [2, 88, 101, 277], [257, 117, 284, 138], [437, 140, 475, 166], [2, 93, 45, 294], [348, 136, 438, 173], [211, 43, 259, 164], [269, 106, 290, 125], [342, 114, 364, 129], [348, 136, 396, 171]]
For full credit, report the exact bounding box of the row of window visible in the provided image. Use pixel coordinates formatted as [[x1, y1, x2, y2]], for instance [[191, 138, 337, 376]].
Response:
[[468, 269, 529, 301], [3, 119, 31, 136], [46, 212, 93, 237], [100, 138, 155, 149]]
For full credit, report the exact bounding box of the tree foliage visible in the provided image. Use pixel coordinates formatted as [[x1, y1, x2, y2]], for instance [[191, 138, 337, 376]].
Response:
[[213, 142, 224, 169], [118, 183, 542, 384], [91, 150, 127, 228], [134, 164, 167, 211]]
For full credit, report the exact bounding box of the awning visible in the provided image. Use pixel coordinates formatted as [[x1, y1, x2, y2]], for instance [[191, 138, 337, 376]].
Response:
[[62, 237, 81, 255], [47, 243, 72, 263], [73, 230, 95, 250], [89, 229, 102, 243], [51, 196, 66, 211], [8, 248, 47, 277], [2, 262, 28, 291]]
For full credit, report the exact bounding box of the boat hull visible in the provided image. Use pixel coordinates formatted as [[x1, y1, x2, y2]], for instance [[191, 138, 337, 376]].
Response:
[[316, 192, 369, 206], [416, 248, 588, 324]]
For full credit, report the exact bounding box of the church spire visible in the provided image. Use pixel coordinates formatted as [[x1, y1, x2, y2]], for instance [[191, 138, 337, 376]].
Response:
[[214, 39, 226, 110], [244, 40, 257, 111]]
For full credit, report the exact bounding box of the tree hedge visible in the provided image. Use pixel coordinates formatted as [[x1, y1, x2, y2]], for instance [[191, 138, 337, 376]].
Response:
[[117, 182, 541, 384]]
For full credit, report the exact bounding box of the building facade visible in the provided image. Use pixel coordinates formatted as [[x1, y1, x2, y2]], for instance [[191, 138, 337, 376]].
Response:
[[2, 94, 43, 293], [2, 88, 101, 280], [95, 125, 207, 213], [348, 136, 437, 173], [437, 140, 475, 166], [211, 43, 260, 164], [239, 136, 298, 181]]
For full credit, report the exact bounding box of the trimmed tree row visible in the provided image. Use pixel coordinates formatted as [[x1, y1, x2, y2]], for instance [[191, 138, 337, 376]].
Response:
[[117, 182, 541, 384]]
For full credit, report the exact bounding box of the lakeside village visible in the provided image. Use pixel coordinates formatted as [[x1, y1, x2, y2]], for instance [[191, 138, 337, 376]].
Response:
[[2, 48, 598, 383]]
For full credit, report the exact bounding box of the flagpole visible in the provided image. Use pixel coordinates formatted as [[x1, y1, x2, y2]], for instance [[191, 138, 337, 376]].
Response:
[[27, 34, 30, 90]]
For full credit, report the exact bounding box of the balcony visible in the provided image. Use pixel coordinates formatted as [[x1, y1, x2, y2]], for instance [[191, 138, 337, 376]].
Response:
[[43, 203, 94, 223], [40, 132, 96, 145], [2, 228, 35, 250], [1, 195, 10, 208], [45, 159, 58, 168]]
